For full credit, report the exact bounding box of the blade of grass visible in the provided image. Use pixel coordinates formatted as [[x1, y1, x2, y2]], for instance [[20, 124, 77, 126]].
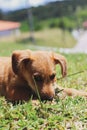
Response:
[[32, 76, 43, 108]]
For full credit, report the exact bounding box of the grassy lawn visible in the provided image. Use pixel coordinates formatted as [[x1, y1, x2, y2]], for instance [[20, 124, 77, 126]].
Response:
[[0, 41, 87, 130], [0, 28, 76, 51], [34, 28, 76, 48]]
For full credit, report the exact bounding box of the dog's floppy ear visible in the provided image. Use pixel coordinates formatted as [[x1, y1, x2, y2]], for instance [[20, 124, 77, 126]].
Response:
[[52, 53, 67, 77], [12, 50, 32, 75]]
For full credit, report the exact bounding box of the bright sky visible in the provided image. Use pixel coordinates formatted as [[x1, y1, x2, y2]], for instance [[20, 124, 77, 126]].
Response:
[[0, 0, 58, 11]]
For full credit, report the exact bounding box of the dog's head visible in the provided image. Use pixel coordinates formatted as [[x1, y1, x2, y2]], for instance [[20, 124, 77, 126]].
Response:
[[12, 50, 67, 100]]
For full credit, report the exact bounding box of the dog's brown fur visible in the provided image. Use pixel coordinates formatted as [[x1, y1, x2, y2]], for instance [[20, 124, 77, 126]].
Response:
[[0, 50, 87, 101]]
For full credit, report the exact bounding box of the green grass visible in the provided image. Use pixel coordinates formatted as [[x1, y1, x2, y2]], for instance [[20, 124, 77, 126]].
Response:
[[0, 28, 76, 52], [0, 41, 29, 56], [0, 96, 87, 130], [34, 28, 76, 48], [0, 43, 87, 129]]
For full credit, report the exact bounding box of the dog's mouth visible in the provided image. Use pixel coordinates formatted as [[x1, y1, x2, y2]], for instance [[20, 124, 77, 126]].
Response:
[[31, 91, 54, 101], [41, 96, 54, 101]]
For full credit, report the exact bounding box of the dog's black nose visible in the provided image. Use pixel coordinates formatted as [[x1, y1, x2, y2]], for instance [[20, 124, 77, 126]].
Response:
[[41, 96, 54, 101], [48, 96, 54, 101]]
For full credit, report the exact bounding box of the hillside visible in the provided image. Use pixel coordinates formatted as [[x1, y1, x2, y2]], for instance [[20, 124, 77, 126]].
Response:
[[1, 0, 87, 22]]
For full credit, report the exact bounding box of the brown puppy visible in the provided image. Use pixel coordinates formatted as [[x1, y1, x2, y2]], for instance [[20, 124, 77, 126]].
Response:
[[0, 50, 86, 102]]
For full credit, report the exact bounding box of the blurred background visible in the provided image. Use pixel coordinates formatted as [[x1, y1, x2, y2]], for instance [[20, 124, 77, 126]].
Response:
[[0, 0, 87, 55]]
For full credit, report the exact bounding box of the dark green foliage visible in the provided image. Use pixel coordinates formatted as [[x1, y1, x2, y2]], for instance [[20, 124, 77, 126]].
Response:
[[58, 19, 66, 30], [1, 0, 87, 22], [49, 22, 57, 28], [0, 0, 87, 33], [34, 23, 43, 31], [0, 9, 3, 19], [20, 21, 29, 32]]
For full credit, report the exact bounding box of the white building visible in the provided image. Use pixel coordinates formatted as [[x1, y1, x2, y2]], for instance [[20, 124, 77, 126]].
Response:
[[0, 20, 21, 37]]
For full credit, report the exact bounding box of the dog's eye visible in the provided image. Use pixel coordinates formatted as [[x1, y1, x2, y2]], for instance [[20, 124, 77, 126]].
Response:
[[50, 73, 56, 80], [33, 73, 43, 82]]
